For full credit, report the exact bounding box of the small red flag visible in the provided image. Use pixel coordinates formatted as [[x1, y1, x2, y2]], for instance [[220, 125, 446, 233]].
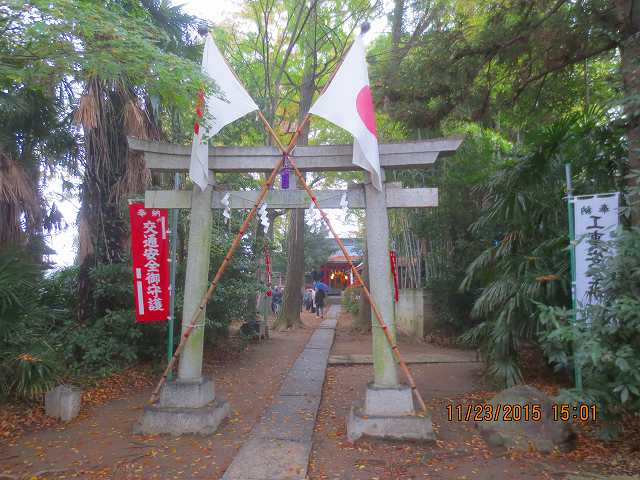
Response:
[[389, 250, 399, 303]]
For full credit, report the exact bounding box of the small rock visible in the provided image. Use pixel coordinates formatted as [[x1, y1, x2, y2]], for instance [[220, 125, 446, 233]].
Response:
[[45, 384, 82, 422], [475, 385, 575, 453]]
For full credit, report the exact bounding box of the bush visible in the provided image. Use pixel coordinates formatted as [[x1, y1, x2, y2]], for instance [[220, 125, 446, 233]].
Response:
[[537, 227, 640, 432], [51, 264, 167, 375], [459, 110, 625, 387], [0, 251, 64, 400], [342, 286, 361, 315], [5, 348, 61, 400], [0, 215, 263, 392]]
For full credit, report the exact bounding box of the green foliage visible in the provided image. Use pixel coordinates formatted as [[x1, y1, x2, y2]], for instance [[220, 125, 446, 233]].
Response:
[[460, 109, 626, 387], [303, 223, 336, 272], [5, 348, 62, 400], [62, 309, 149, 375], [43, 263, 165, 376], [395, 122, 509, 332], [538, 227, 640, 428], [370, 0, 621, 132], [1, 1, 206, 108], [198, 216, 262, 344], [0, 251, 64, 400], [342, 285, 361, 315]]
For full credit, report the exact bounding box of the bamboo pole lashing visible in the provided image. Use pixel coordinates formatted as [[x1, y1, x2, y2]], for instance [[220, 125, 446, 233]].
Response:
[[282, 153, 427, 414], [149, 36, 427, 414], [148, 155, 284, 405]]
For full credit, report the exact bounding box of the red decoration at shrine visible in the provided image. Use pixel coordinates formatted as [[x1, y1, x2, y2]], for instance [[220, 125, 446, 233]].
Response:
[[193, 89, 205, 135], [129, 203, 170, 322], [264, 245, 273, 296], [389, 250, 399, 303]]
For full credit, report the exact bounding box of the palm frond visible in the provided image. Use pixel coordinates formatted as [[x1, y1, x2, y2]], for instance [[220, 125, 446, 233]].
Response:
[[0, 152, 40, 247]]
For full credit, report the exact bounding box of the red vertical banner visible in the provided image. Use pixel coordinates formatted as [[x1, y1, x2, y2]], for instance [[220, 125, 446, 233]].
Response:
[[129, 203, 170, 322], [264, 246, 272, 291], [389, 250, 399, 303]]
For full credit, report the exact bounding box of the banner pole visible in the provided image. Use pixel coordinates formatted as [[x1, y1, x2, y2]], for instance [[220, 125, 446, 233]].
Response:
[[565, 163, 582, 390], [167, 173, 180, 381]]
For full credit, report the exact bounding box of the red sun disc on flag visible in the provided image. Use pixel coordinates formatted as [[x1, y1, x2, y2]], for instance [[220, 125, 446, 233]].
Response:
[[356, 85, 377, 136]]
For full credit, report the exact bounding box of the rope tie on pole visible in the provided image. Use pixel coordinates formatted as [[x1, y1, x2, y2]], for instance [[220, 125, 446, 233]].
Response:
[[148, 54, 428, 414]]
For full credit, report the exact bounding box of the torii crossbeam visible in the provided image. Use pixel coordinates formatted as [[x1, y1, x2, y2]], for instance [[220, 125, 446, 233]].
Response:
[[130, 134, 462, 441]]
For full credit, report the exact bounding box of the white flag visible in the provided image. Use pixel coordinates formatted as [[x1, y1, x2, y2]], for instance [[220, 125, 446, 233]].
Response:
[[309, 36, 381, 190], [190, 34, 259, 191]]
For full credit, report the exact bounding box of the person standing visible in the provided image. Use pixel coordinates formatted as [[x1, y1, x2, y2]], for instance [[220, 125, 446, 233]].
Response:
[[303, 288, 312, 312], [315, 284, 325, 319], [271, 286, 283, 314]]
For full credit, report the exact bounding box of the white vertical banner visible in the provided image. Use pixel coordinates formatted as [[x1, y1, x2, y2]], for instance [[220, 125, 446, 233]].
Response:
[[573, 193, 619, 313]]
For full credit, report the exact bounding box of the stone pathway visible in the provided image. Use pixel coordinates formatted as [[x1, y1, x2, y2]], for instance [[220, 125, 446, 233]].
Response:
[[221, 306, 338, 480]]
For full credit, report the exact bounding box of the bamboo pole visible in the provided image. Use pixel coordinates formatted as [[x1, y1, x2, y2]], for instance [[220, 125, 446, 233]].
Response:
[[253, 52, 428, 413], [283, 154, 428, 413], [148, 154, 285, 405], [148, 33, 428, 414]]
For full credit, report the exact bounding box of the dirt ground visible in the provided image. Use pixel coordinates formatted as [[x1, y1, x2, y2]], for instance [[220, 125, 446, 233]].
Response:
[[2, 307, 639, 480], [307, 311, 639, 480], [0, 312, 322, 480]]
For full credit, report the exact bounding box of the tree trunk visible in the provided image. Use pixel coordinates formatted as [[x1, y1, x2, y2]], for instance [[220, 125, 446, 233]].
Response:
[[275, 29, 316, 330], [276, 205, 306, 329], [390, 0, 405, 67], [77, 80, 130, 322], [619, 0, 640, 222]]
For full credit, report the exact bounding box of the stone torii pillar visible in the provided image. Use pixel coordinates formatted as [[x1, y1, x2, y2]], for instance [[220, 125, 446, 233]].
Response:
[[129, 136, 462, 437]]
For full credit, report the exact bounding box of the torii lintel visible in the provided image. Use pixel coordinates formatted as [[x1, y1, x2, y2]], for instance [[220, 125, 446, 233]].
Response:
[[128, 136, 463, 173]]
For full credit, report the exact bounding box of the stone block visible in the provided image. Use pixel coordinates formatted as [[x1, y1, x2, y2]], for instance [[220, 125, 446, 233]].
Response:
[[252, 394, 321, 442], [317, 317, 337, 329], [364, 383, 415, 416], [347, 404, 435, 443], [305, 329, 335, 350], [133, 399, 230, 436], [45, 384, 82, 422], [159, 377, 215, 408], [396, 288, 436, 338], [476, 385, 575, 453], [293, 348, 330, 369], [279, 362, 327, 398], [221, 437, 310, 480]]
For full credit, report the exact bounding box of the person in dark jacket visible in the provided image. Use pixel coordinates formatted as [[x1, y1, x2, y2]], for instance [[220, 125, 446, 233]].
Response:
[[314, 285, 325, 319]]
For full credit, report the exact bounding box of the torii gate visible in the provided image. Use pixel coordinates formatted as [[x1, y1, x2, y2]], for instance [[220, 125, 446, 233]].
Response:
[[130, 135, 462, 440]]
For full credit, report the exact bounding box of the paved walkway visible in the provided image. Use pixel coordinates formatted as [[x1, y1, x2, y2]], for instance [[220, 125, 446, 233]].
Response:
[[221, 306, 338, 480]]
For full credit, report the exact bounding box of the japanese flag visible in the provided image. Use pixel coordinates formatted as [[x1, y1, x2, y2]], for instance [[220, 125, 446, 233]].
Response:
[[190, 35, 259, 191], [309, 35, 381, 190]]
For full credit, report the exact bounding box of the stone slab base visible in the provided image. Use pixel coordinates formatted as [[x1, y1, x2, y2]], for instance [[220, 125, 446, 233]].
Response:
[[347, 404, 436, 443], [365, 382, 414, 416], [133, 399, 230, 436], [159, 377, 215, 408]]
